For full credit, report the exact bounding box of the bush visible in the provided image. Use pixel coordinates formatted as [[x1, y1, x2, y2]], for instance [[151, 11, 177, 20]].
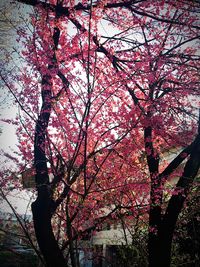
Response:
[[0, 250, 38, 267]]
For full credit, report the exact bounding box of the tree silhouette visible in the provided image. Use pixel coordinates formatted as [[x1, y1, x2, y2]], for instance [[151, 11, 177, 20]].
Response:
[[1, 1, 200, 266]]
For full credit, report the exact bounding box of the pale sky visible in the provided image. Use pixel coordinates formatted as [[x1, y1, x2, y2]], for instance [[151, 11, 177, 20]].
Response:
[[0, 0, 33, 215]]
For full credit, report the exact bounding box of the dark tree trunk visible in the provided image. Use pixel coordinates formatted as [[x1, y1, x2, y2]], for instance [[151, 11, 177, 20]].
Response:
[[148, 236, 171, 267], [148, 131, 200, 267], [32, 41, 68, 265], [32, 195, 66, 267], [148, 208, 162, 267]]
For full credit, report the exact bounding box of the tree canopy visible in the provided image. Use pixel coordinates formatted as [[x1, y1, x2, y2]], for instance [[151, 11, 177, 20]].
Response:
[[0, 1, 200, 266]]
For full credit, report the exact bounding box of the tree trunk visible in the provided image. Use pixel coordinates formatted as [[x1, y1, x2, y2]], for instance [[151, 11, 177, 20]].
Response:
[[32, 193, 67, 267], [32, 57, 68, 265], [148, 132, 200, 267], [148, 205, 163, 267], [148, 222, 173, 267]]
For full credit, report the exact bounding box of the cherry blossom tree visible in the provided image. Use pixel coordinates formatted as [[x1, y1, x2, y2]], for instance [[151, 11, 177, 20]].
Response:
[[1, 1, 200, 267]]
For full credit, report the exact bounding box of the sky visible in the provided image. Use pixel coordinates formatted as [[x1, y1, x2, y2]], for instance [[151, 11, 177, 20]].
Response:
[[0, 0, 31, 153], [0, 0, 33, 215], [0, 1, 18, 153]]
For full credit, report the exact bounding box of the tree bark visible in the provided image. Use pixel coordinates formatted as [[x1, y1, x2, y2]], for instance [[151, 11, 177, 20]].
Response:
[[32, 63, 67, 266], [32, 196, 66, 267], [148, 132, 200, 267]]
